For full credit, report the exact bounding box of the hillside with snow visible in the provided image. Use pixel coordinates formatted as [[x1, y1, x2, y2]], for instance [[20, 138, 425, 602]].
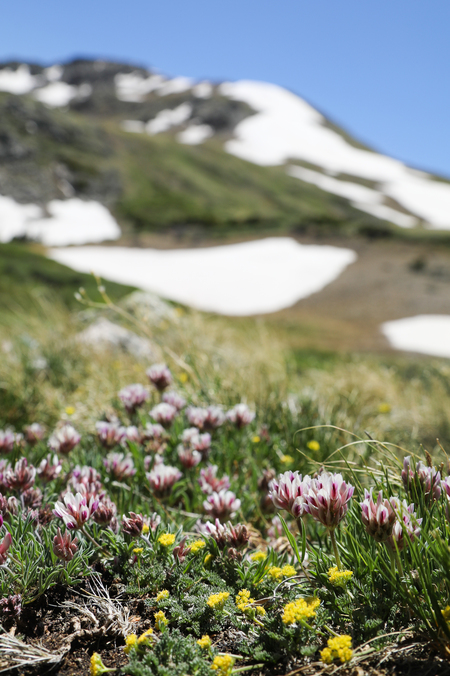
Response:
[[0, 59, 450, 245]]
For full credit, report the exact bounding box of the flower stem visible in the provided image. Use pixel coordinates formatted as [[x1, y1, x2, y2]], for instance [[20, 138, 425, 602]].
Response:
[[81, 527, 110, 557], [329, 529, 341, 569]]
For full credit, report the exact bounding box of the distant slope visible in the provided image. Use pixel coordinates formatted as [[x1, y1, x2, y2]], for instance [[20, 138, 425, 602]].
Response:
[[0, 59, 450, 243]]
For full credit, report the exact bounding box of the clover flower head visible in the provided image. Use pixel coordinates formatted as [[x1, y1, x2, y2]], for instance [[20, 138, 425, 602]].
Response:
[[360, 488, 397, 542], [282, 597, 320, 625], [146, 363, 172, 391], [0, 532, 12, 565], [178, 445, 202, 469], [118, 383, 149, 413], [104, 452, 136, 480], [49, 423, 81, 455], [53, 491, 98, 530], [5, 458, 36, 491], [0, 430, 16, 454], [162, 391, 186, 411], [226, 403, 255, 428], [269, 471, 311, 518], [122, 425, 142, 445], [320, 635, 353, 664], [95, 421, 125, 448], [0, 593, 21, 618], [150, 402, 178, 427], [93, 497, 117, 526], [204, 406, 225, 430], [37, 454, 62, 483], [122, 512, 144, 537], [147, 464, 182, 496], [386, 498, 422, 552], [24, 423, 45, 445], [402, 456, 441, 503], [203, 489, 241, 520], [186, 406, 209, 429], [198, 465, 230, 494], [53, 527, 78, 561], [304, 471, 354, 530]]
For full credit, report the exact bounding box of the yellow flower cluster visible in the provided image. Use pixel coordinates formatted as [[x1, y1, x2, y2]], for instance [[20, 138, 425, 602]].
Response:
[[307, 440, 320, 452], [320, 635, 353, 664], [250, 551, 266, 563], [281, 597, 320, 625], [207, 592, 230, 610], [154, 610, 168, 631], [267, 565, 297, 581], [137, 628, 154, 645], [156, 589, 169, 602], [158, 533, 176, 547], [124, 634, 138, 654], [90, 652, 112, 675], [442, 606, 450, 623], [328, 566, 353, 586], [280, 454, 294, 464], [211, 654, 235, 676], [133, 547, 143, 555], [236, 589, 254, 611], [197, 634, 212, 649], [142, 523, 150, 534], [190, 539, 206, 554]]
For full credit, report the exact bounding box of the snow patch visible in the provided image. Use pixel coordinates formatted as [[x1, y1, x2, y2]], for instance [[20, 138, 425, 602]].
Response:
[[44, 65, 63, 82], [193, 82, 213, 98], [146, 104, 192, 135], [0, 64, 41, 94], [0, 196, 121, 245], [220, 80, 450, 229], [288, 166, 418, 228], [33, 82, 92, 107], [115, 72, 165, 102], [177, 124, 213, 145], [157, 77, 193, 96], [382, 315, 450, 359], [49, 238, 357, 316]]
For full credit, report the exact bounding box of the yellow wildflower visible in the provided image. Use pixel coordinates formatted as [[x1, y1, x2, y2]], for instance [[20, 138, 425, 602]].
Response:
[[328, 566, 353, 586], [123, 634, 138, 654], [156, 589, 169, 602], [137, 628, 154, 645], [179, 372, 188, 384], [250, 551, 266, 563], [90, 652, 113, 675], [377, 402, 391, 414], [197, 634, 212, 649], [307, 440, 320, 452], [133, 547, 143, 555], [267, 566, 283, 581], [256, 606, 266, 616], [442, 606, 450, 622], [204, 553, 213, 568], [142, 523, 149, 534], [190, 539, 206, 554], [158, 533, 176, 547], [320, 635, 353, 664], [211, 654, 234, 676], [252, 436, 261, 443], [207, 592, 230, 611], [280, 454, 294, 464], [282, 597, 320, 625], [281, 565, 297, 578], [65, 406, 75, 416], [236, 589, 254, 611], [154, 610, 168, 631]]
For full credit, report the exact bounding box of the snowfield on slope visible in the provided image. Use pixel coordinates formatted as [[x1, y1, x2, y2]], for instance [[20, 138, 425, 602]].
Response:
[[220, 81, 450, 229], [382, 315, 450, 359], [49, 238, 357, 316], [0, 196, 121, 245]]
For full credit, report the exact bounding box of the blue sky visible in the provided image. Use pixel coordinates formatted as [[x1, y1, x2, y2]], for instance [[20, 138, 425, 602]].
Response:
[[2, 0, 449, 176]]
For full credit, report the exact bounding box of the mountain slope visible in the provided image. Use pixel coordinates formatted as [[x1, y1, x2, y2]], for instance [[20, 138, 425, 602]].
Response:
[[0, 58, 449, 244]]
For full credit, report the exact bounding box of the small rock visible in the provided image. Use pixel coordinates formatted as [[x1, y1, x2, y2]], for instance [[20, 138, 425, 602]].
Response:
[[76, 318, 158, 360]]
